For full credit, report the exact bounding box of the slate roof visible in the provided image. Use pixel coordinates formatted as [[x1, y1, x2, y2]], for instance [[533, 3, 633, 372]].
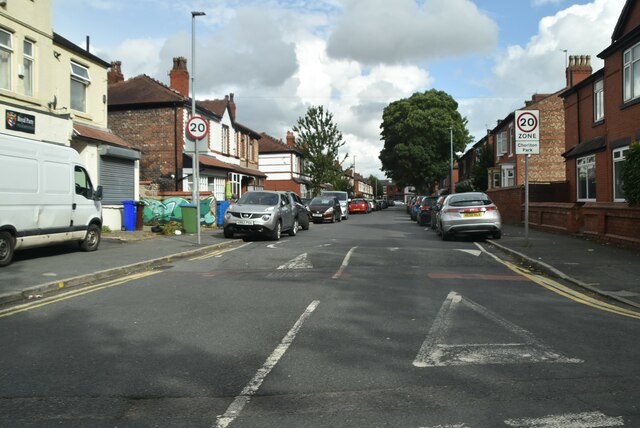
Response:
[[258, 132, 302, 154], [73, 123, 137, 150]]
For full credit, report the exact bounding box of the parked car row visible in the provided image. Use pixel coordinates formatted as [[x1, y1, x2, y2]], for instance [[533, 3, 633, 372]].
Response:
[[407, 192, 502, 241], [348, 198, 391, 214]]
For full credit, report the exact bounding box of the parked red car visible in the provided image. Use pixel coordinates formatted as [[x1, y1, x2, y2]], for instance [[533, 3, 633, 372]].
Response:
[[348, 198, 370, 214]]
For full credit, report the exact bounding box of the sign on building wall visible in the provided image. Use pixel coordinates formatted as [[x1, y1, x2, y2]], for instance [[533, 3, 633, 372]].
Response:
[[515, 109, 539, 155], [5, 110, 35, 134]]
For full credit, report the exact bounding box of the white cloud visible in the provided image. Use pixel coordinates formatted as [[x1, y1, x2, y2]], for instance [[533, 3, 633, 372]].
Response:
[[327, 0, 498, 64], [461, 0, 626, 144]]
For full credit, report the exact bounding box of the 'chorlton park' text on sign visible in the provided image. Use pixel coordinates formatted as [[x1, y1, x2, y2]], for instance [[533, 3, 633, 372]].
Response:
[[515, 109, 539, 155]]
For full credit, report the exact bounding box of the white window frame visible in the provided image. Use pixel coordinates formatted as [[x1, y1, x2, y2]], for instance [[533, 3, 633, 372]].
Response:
[[594, 78, 604, 122], [501, 164, 515, 187], [508, 125, 514, 156], [623, 41, 640, 102], [577, 154, 596, 201], [613, 146, 629, 202], [496, 131, 507, 157], [23, 39, 34, 96], [0, 28, 13, 91], [229, 172, 241, 198], [70, 61, 91, 112], [222, 125, 230, 155]]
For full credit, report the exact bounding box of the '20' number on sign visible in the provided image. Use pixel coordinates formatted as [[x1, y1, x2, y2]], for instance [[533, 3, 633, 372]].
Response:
[[186, 116, 208, 140]]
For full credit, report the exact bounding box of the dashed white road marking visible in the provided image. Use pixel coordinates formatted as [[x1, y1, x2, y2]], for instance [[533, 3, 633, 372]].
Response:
[[267, 241, 286, 249], [277, 253, 313, 270], [456, 249, 482, 257], [504, 411, 624, 427], [332, 246, 358, 279], [214, 300, 320, 428], [413, 291, 583, 367]]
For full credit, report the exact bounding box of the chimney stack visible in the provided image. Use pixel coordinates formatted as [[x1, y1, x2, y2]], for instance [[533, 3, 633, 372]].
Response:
[[169, 57, 189, 97], [228, 93, 236, 121], [107, 61, 124, 85], [286, 131, 295, 148], [566, 54, 592, 88]]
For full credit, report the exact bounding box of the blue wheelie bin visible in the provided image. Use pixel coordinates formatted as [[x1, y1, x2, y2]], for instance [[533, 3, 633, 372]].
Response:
[[217, 200, 231, 226], [122, 200, 137, 231]]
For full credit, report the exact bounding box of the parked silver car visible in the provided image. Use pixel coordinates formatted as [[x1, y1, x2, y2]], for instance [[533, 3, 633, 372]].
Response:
[[436, 192, 502, 240], [223, 191, 298, 240]]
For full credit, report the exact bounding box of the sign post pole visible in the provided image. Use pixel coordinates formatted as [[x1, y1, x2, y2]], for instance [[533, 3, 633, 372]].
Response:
[[515, 110, 540, 241]]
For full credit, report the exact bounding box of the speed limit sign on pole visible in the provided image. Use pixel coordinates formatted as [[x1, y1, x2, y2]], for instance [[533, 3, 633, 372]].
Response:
[[186, 116, 209, 140], [515, 110, 539, 154]]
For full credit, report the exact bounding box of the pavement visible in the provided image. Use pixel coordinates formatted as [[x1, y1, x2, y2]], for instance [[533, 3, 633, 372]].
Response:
[[1, 223, 639, 311]]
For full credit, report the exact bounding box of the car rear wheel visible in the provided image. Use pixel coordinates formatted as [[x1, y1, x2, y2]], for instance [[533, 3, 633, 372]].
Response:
[[0, 231, 15, 267], [289, 219, 299, 236], [300, 215, 310, 230]]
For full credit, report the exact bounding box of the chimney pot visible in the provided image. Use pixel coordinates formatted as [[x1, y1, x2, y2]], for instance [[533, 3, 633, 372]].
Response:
[[169, 57, 189, 97]]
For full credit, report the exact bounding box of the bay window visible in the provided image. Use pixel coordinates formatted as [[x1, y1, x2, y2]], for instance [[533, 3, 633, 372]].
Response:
[[577, 154, 596, 201]]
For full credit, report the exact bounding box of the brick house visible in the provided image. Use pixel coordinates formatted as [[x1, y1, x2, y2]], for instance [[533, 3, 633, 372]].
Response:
[[107, 57, 265, 202], [483, 92, 567, 223], [554, 0, 640, 246], [258, 131, 311, 197]]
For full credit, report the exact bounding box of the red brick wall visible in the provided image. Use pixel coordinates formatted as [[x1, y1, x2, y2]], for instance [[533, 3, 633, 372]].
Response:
[[109, 107, 185, 190], [263, 179, 303, 195], [525, 95, 566, 183]]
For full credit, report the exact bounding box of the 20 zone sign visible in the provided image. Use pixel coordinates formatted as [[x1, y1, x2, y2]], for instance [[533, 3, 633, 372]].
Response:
[[187, 116, 209, 140], [515, 110, 539, 154]]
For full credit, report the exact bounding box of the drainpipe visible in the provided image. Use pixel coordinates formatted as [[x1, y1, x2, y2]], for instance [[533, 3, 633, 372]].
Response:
[[174, 103, 179, 191]]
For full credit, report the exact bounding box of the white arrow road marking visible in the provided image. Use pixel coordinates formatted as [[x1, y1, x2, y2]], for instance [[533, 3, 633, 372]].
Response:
[[332, 246, 358, 279], [267, 241, 285, 249], [277, 253, 313, 270], [504, 411, 624, 427], [214, 300, 320, 428], [413, 291, 583, 367], [456, 249, 482, 257]]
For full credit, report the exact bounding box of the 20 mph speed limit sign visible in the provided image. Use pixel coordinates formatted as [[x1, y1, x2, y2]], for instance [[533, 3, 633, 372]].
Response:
[[186, 116, 209, 140], [515, 110, 539, 154]]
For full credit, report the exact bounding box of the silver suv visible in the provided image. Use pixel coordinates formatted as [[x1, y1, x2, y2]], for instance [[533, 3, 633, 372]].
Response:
[[223, 190, 298, 240]]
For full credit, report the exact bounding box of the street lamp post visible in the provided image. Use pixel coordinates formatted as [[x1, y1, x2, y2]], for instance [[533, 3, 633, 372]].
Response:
[[191, 11, 205, 244], [449, 127, 454, 194]]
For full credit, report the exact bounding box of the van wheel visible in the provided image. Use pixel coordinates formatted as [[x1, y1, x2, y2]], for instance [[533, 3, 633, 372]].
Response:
[[80, 224, 101, 252], [0, 231, 15, 267], [289, 219, 299, 236]]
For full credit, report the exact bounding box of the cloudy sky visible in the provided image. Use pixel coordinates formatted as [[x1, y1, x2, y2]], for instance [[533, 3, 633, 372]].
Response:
[[53, 0, 626, 178]]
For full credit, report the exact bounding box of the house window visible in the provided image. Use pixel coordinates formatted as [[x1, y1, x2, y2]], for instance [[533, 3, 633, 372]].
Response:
[[23, 39, 34, 96], [594, 78, 604, 122], [229, 172, 240, 197], [70, 61, 91, 112], [497, 131, 507, 157], [222, 125, 230, 154], [577, 154, 596, 201], [613, 146, 629, 201], [509, 125, 515, 156], [623, 42, 640, 102], [501, 164, 515, 187], [0, 28, 12, 90]]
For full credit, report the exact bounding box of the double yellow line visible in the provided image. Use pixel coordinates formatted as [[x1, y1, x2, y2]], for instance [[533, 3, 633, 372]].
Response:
[[478, 243, 640, 320], [0, 271, 160, 319]]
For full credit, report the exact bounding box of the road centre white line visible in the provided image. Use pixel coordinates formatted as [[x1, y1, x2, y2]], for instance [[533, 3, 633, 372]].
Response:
[[332, 246, 358, 279], [213, 300, 320, 428]]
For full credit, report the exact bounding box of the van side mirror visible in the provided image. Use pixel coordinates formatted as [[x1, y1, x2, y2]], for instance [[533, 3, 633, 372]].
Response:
[[93, 185, 103, 201]]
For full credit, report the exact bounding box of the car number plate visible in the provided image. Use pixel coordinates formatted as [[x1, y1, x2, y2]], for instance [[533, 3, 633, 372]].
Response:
[[463, 213, 482, 217], [312, 213, 323, 217], [236, 219, 253, 225]]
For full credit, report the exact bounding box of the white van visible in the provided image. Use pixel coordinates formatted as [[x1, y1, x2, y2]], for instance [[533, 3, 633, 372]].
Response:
[[0, 134, 103, 266], [321, 190, 349, 220]]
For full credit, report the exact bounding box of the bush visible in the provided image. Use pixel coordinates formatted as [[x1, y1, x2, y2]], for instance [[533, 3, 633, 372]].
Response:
[[622, 142, 640, 205]]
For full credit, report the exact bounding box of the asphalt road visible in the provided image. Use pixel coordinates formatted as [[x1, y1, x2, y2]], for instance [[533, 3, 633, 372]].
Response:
[[0, 207, 638, 427]]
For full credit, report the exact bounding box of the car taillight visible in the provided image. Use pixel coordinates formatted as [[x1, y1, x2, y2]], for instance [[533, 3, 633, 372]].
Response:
[[444, 208, 458, 213], [485, 205, 497, 211], [420, 205, 430, 211]]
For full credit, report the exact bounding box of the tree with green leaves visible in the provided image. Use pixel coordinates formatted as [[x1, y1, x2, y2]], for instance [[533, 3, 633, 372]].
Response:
[[379, 89, 472, 194], [621, 141, 640, 205], [471, 143, 494, 192], [368, 174, 384, 198], [293, 105, 347, 195]]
